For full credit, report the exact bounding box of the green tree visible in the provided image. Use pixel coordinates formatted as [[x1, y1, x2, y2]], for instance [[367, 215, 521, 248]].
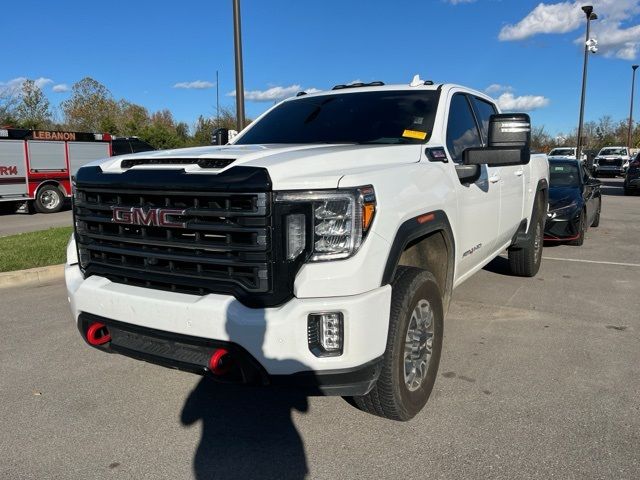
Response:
[[62, 77, 119, 132], [117, 100, 150, 136], [15, 79, 51, 129]]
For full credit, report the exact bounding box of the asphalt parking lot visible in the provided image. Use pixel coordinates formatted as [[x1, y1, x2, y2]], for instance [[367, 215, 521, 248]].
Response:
[[0, 208, 72, 237], [1, 177, 638, 480]]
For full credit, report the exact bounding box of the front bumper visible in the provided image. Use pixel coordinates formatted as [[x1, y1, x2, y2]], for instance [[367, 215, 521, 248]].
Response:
[[66, 264, 391, 395], [595, 165, 624, 175], [544, 212, 581, 240]]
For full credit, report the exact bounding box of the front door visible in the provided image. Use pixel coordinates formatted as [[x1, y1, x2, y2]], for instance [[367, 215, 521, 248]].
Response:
[[445, 93, 500, 281]]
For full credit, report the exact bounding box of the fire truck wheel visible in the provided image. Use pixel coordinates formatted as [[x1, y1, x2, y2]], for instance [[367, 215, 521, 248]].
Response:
[[34, 185, 64, 214]]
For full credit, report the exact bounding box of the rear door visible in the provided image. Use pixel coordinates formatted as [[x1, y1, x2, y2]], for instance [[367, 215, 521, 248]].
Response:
[[445, 92, 500, 280], [470, 96, 525, 248], [27, 140, 66, 172]]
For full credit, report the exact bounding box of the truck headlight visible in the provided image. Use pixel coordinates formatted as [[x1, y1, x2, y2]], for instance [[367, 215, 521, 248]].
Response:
[[276, 186, 376, 261]]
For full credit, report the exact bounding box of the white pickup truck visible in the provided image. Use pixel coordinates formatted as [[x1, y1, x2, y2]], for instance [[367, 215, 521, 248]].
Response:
[[593, 146, 632, 177], [66, 79, 549, 421]]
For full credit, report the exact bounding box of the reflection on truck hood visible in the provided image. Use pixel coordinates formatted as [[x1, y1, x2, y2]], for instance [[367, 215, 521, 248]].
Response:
[[85, 143, 422, 190]]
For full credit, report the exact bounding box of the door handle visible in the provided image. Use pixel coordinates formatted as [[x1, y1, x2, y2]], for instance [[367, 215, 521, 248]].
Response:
[[514, 170, 524, 177], [489, 175, 501, 183]]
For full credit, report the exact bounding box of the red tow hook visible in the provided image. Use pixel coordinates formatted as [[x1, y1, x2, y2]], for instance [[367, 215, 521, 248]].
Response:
[[208, 348, 233, 375], [86, 322, 111, 346]]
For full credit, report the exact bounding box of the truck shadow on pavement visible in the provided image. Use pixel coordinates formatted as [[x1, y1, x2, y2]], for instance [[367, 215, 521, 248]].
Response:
[[181, 380, 310, 480], [180, 304, 316, 480]]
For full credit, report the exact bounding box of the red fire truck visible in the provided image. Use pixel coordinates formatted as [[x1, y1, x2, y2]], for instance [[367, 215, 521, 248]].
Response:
[[0, 128, 154, 213]]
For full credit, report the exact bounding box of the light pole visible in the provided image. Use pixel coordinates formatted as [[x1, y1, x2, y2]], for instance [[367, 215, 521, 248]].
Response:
[[232, 0, 246, 131], [627, 65, 639, 153], [576, 5, 597, 161]]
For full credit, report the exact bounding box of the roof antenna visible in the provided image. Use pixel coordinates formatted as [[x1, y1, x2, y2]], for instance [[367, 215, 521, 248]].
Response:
[[410, 74, 424, 87]]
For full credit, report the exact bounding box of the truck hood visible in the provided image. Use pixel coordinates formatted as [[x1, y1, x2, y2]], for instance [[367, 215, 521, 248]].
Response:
[[90, 143, 422, 189]]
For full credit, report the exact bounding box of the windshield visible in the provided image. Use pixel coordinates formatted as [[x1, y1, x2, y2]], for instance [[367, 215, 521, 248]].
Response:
[[600, 148, 626, 156], [550, 162, 581, 187], [235, 90, 440, 145], [549, 148, 574, 156]]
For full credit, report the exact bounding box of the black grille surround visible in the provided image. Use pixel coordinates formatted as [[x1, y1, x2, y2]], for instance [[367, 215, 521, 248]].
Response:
[[73, 166, 311, 308]]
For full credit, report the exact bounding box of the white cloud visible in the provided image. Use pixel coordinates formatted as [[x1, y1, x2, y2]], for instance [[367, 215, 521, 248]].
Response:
[[0, 77, 53, 94], [52, 83, 69, 93], [499, 1, 640, 59], [485, 84, 513, 94], [228, 84, 318, 102], [447, 0, 476, 4], [495, 92, 550, 112], [173, 80, 215, 89]]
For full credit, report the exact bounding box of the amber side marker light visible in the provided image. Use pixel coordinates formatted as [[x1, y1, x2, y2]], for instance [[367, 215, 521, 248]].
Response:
[[417, 213, 435, 224]]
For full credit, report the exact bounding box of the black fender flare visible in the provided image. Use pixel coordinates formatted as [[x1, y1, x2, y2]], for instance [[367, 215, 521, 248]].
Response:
[[381, 210, 455, 304]]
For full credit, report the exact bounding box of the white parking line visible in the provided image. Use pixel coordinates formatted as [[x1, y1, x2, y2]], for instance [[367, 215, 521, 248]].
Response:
[[542, 257, 640, 268]]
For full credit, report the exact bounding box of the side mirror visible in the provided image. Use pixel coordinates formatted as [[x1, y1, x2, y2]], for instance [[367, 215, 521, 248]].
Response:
[[212, 128, 230, 145], [455, 164, 481, 183], [587, 177, 601, 186], [463, 113, 531, 167]]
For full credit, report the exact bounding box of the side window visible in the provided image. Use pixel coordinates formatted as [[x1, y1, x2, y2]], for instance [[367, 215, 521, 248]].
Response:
[[111, 139, 132, 156], [446, 94, 483, 163], [130, 139, 155, 153], [471, 97, 498, 144]]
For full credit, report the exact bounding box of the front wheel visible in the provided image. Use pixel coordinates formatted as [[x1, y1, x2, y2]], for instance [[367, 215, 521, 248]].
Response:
[[508, 196, 544, 277], [568, 211, 586, 246], [349, 266, 444, 421], [34, 185, 64, 213]]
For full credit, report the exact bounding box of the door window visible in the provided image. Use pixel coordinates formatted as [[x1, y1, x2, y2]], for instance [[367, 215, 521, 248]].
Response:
[[470, 97, 498, 145], [446, 94, 482, 163]]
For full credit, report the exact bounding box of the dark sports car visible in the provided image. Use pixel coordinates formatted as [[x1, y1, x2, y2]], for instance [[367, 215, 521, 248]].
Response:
[[624, 154, 640, 195], [544, 159, 602, 246]]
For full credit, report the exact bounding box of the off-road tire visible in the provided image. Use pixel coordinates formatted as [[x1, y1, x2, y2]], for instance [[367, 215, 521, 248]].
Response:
[[508, 194, 544, 277], [34, 185, 64, 213], [350, 266, 444, 421], [568, 211, 586, 246], [591, 199, 601, 227]]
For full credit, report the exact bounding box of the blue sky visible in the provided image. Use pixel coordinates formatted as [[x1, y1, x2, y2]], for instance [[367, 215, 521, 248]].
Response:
[[2, 0, 640, 136]]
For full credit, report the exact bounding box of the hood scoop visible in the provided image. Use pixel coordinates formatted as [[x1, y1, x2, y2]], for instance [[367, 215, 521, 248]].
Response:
[[120, 158, 235, 169]]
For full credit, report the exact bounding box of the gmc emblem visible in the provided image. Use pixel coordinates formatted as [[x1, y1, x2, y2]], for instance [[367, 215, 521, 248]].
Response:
[[111, 206, 187, 228]]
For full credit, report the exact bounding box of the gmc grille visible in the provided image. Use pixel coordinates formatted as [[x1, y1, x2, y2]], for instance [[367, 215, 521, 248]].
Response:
[[74, 188, 271, 297]]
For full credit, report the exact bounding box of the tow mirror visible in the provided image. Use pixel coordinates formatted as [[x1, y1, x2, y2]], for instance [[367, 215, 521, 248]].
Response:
[[463, 113, 531, 167], [212, 128, 230, 145]]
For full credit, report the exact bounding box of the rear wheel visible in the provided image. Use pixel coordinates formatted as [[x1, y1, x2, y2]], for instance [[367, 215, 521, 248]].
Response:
[[568, 211, 586, 246], [591, 198, 601, 227], [508, 195, 544, 277], [349, 266, 444, 421], [34, 185, 64, 213]]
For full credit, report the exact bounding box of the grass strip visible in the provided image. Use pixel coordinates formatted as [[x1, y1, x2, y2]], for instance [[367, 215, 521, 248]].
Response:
[[0, 227, 73, 272]]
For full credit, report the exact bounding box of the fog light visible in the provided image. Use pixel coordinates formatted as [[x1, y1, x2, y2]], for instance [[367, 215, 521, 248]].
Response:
[[308, 312, 344, 357]]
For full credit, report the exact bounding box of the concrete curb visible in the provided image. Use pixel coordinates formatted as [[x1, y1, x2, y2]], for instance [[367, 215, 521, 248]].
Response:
[[0, 264, 65, 289]]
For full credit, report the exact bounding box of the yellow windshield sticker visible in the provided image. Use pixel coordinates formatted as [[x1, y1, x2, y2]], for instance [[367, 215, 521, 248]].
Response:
[[402, 129, 427, 140]]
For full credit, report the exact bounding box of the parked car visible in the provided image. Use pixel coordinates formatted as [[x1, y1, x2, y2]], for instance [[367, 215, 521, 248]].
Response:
[[548, 147, 586, 161], [593, 146, 632, 177], [624, 153, 640, 195], [66, 79, 549, 421], [545, 158, 601, 245]]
